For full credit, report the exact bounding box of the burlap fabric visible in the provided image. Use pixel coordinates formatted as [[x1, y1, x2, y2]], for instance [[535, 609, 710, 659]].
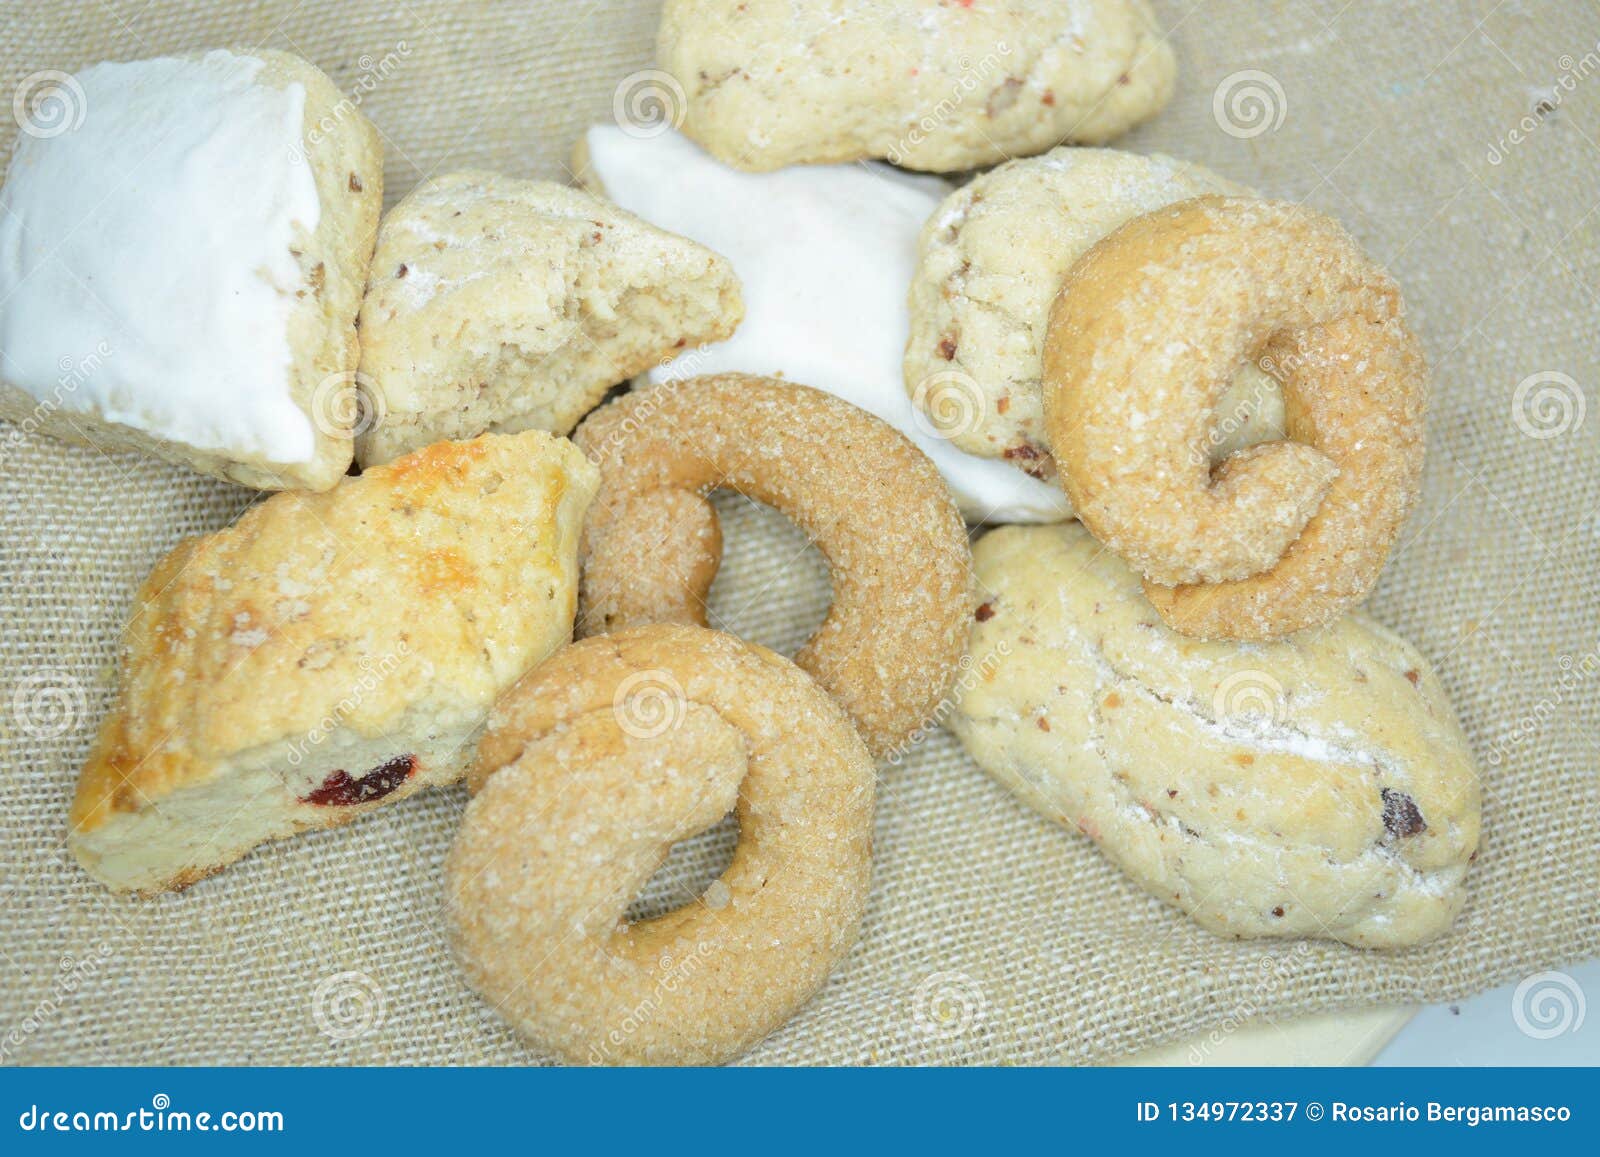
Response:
[[2, 0, 1596, 1067]]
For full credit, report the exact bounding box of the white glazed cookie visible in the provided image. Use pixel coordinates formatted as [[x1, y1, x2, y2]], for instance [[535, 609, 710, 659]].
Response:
[[354, 172, 742, 467], [0, 49, 382, 491], [69, 430, 598, 896], [656, 0, 1175, 172], [574, 125, 1070, 523], [906, 148, 1282, 482], [949, 523, 1481, 948]]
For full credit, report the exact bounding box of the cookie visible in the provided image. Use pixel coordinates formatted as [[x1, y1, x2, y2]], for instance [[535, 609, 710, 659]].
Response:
[[1044, 196, 1428, 640], [69, 429, 598, 895], [450, 624, 875, 1065], [657, 0, 1175, 172], [354, 171, 742, 467], [0, 49, 382, 490], [572, 373, 974, 759], [949, 522, 1480, 948], [906, 148, 1282, 482]]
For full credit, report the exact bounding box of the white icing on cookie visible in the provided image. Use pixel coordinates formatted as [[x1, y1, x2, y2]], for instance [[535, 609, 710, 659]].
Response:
[[0, 50, 321, 463], [580, 125, 1070, 524]]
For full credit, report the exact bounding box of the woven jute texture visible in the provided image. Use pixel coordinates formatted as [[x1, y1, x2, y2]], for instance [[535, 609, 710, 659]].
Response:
[[2, 0, 1597, 1066]]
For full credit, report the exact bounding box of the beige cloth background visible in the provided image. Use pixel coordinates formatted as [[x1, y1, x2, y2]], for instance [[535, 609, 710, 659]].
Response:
[[2, 0, 1597, 1066]]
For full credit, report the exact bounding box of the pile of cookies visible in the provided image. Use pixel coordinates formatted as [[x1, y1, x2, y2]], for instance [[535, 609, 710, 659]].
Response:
[[0, 0, 1480, 1066]]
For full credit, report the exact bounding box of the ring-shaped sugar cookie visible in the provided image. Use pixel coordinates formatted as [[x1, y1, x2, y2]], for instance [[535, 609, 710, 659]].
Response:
[[447, 623, 875, 1066], [572, 373, 974, 758], [1043, 196, 1427, 640]]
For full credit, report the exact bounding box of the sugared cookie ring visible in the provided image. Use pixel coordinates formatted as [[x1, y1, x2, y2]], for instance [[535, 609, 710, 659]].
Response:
[[1043, 197, 1427, 640], [572, 373, 974, 759], [447, 624, 875, 1066]]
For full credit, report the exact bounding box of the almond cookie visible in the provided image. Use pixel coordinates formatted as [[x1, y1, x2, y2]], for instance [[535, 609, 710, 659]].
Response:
[[70, 430, 598, 895], [905, 147, 1282, 483], [0, 49, 382, 491], [354, 172, 741, 467], [656, 0, 1175, 172], [449, 624, 874, 1065], [949, 523, 1480, 948]]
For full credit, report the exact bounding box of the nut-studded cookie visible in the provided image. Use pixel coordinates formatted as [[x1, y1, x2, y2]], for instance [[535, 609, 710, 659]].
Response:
[[949, 522, 1480, 948], [657, 0, 1175, 172]]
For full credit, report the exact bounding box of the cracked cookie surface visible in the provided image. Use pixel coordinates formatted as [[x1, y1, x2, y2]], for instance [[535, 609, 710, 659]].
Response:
[[948, 522, 1480, 948]]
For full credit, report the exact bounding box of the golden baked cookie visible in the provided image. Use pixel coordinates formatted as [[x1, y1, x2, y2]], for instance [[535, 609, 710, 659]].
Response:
[[1044, 196, 1428, 639], [657, 0, 1175, 172], [70, 430, 598, 895], [905, 148, 1282, 482], [354, 172, 742, 467], [0, 49, 382, 491], [572, 373, 974, 759], [449, 624, 875, 1066], [949, 523, 1480, 948]]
